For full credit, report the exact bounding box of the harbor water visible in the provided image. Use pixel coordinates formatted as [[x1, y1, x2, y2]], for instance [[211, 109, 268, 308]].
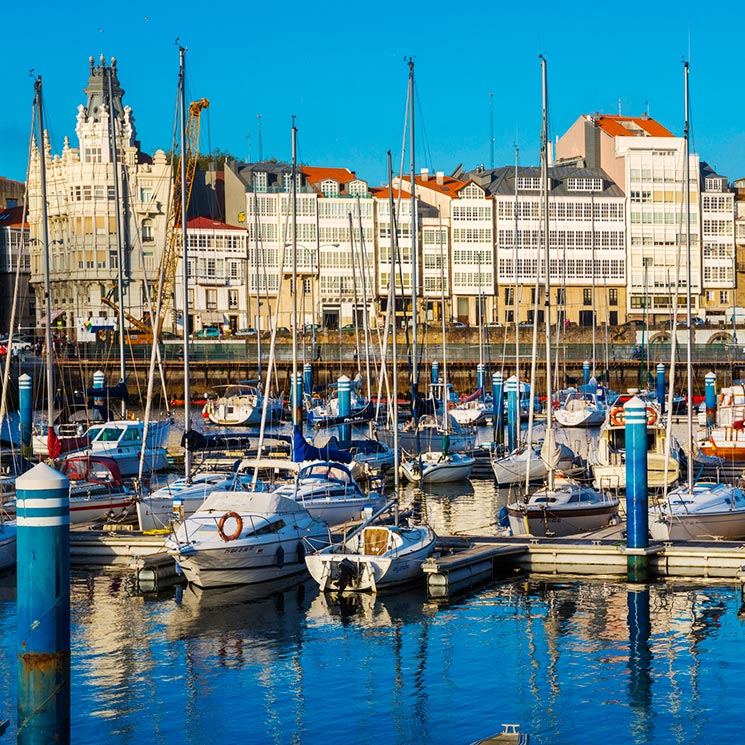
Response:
[[2, 414, 742, 742]]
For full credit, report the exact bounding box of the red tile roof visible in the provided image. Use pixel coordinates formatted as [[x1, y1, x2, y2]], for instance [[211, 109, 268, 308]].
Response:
[[593, 115, 674, 138], [186, 216, 244, 231], [300, 166, 357, 186]]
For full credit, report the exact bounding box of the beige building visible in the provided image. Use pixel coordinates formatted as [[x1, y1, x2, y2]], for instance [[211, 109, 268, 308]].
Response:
[[26, 56, 171, 340]]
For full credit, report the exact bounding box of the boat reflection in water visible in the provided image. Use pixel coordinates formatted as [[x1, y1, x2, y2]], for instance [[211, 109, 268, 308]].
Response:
[[0, 543, 742, 742]]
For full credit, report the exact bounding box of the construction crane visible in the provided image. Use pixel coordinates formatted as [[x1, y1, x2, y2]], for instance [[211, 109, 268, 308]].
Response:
[[102, 97, 209, 343], [152, 97, 210, 338]]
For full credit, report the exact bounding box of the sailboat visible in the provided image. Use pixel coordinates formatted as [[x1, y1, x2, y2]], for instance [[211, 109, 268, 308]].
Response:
[[506, 57, 619, 537], [304, 147, 436, 592], [202, 381, 284, 426], [400, 222, 474, 484], [649, 62, 745, 541]]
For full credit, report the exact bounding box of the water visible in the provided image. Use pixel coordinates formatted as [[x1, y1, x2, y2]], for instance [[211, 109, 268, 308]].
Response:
[[3, 417, 735, 743]]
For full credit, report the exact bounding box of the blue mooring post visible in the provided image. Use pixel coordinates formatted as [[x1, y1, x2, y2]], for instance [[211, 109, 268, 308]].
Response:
[[656, 363, 666, 414], [292, 371, 303, 427], [492, 372, 503, 444], [431, 360, 439, 385], [338, 375, 351, 441], [582, 360, 590, 385], [705, 371, 717, 428], [625, 396, 649, 582], [476, 363, 485, 399], [16, 462, 71, 744], [92, 369, 105, 408], [303, 362, 313, 397], [19, 373, 32, 460], [627, 587, 653, 734], [506, 375, 518, 452]]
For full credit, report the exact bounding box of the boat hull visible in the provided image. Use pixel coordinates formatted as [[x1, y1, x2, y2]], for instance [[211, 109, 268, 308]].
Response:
[[507, 503, 620, 537]]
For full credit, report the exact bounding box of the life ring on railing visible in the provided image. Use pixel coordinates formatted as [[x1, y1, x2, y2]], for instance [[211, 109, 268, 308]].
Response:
[[460, 393, 468, 402], [217, 511, 243, 541], [447, 401, 456, 410], [610, 407, 625, 427], [646, 407, 657, 426]]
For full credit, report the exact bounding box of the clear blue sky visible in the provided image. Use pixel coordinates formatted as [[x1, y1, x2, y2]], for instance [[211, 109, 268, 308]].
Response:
[[3, 2, 745, 189]]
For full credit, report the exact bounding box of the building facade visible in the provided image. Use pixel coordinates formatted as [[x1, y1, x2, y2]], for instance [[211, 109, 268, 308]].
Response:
[[26, 57, 171, 340], [0, 207, 34, 333]]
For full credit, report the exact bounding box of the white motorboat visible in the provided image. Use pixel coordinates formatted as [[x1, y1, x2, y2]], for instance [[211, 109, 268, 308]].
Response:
[[272, 460, 385, 527], [553, 384, 617, 428], [506, 474, 620, 537], [400, 451, 475, 484], [491, 439, 584, 486], [165, 490, 329, 588], [590, 402, 679, 491], [72, 418, 172, 477], [3, 455, 135, 526], [378, 414, 476, 455], [0, 517, 16, 571], [305, 522, 437, 592], [136, 463, 296, 532], [649, 481, 745, 541], [203, 383, 283, 427]]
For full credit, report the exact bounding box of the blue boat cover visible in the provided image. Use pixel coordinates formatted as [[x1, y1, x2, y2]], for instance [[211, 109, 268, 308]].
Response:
[[292, 425, 354, 464]]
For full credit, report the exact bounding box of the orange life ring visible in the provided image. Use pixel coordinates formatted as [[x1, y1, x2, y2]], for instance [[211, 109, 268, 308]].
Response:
[[610, 407, 625, 427], [646, 407, 657, 426], [217, 511, 243, 541], [447, 401, 456, 410]]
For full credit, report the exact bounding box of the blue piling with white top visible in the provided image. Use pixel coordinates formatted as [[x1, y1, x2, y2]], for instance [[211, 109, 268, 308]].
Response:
[[476, 363, 485, 399], [16, 462, 71, 744], [19, 373, 33, 459], [431, 360, 439, 386], [92, 369, 105, 408], [705, 371, 717, 428], [583, 360, 590, 385], [303, 362, 313, 397], [338, 375, 351, 441], [656, 363, 666, 414], [506, 375, 518, 452], [625, 396, 649, 581], [492, 372, 503, 444], [292, 372, 303, 427]]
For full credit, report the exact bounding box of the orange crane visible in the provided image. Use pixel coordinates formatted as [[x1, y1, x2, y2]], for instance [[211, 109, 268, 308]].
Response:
[[102, 97, 209, 343]]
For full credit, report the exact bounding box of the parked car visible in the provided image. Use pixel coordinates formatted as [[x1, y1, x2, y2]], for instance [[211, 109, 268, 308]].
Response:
[[195, 326, 221, 339], [234, 328, 257, 337], [340, 324, 357, 331], [449, 321, 468, 329], [677, 317, 705, 328], [303, 323, 323, 333]]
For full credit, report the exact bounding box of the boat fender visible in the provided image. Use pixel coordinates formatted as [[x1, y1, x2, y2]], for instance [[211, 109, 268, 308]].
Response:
[[276, 546, 285, 569], [217, 511, 243, 541], [498, 506, 510, 529], [610, 407, 625, 427], [447, 401, 456, 410]]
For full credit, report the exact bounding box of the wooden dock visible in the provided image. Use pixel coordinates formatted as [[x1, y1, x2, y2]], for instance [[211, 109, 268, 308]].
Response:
[[424, 532, 745, 598]]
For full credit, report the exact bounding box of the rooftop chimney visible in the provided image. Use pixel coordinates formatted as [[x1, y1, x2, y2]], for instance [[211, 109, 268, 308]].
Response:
[[421, 168, 429, 182], [436, 171, 444, 185]]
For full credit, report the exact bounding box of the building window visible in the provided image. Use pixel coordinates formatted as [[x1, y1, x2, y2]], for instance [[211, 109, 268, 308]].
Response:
[[228, 290, 238, 309], [583, 288, 592, 306], [254, 172, 267, 193], [516, 176, 541, 191], [206, 289, 217, 310], [556, 288, 565, 304], [609, 288, 618, 306], [141, 219, 154, 242], [504, 288, 514, 305]]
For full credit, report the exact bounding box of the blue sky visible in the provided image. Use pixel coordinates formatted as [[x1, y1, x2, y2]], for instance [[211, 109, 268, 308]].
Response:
[[3, 3, 745, 189]]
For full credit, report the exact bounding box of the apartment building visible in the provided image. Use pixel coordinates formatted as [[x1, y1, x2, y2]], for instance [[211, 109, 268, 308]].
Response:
[[0, 206, 34, 332], [226, 161, 375, 332], [556, 114, 734, 324], [26, 57, 171, 340]]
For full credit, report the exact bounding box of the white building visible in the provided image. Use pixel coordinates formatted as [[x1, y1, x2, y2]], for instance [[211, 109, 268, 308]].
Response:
[[26, 56, 171, 339]]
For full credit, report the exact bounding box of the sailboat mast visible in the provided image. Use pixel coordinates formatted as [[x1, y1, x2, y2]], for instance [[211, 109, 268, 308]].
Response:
[[178, 46, 193, 480], [291, 119, 300, 427], [684, 60, 693, 492], [34, 76, 55, 439], [106, 64, 127, 417], [388, 151, 400, 505], [540, 56, 553, 442], [407, 58, 419, 402]]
